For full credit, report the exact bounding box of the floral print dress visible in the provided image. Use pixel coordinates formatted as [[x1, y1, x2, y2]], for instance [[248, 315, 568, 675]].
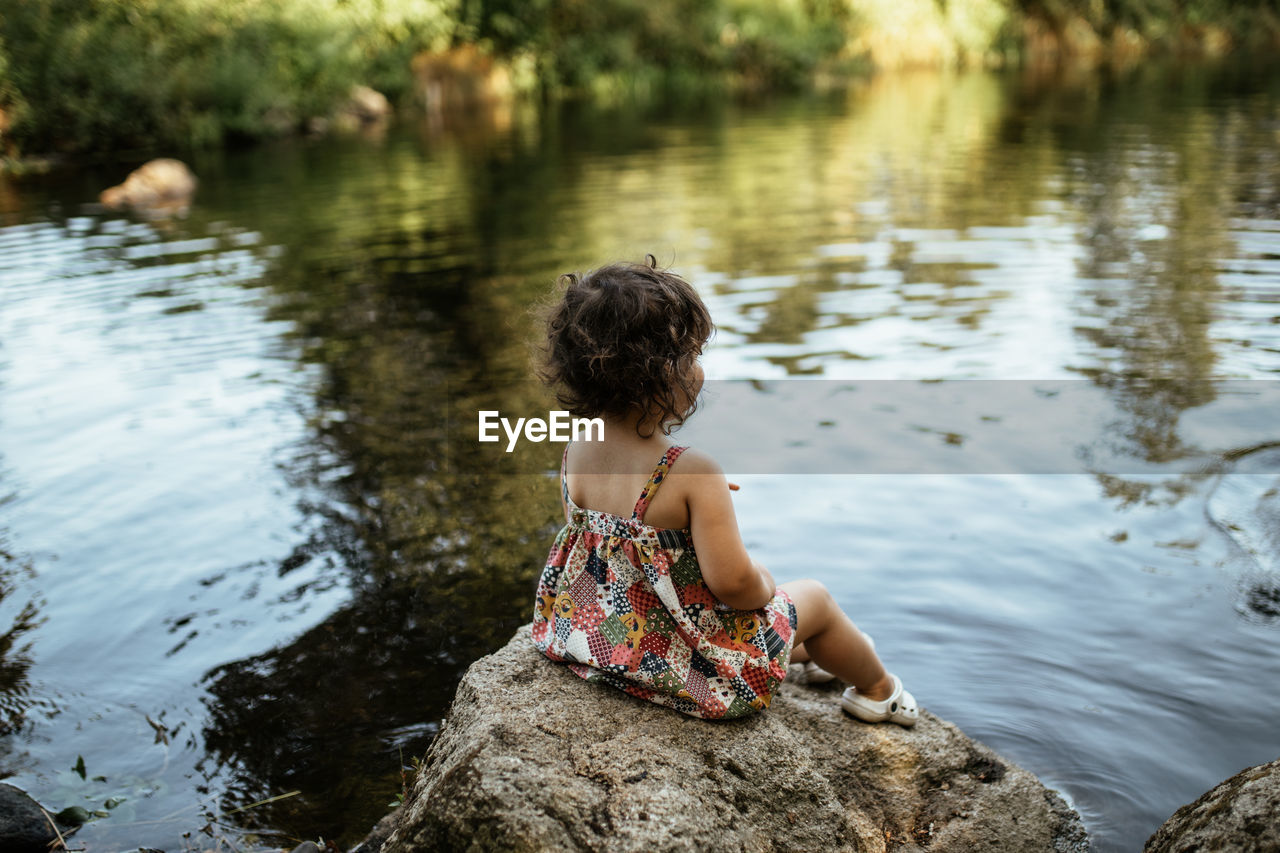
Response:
[[531, 445, 797, 719]]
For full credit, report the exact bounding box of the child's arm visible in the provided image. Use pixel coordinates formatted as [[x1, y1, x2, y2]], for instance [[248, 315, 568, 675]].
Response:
[[678, 450, 776, 611]]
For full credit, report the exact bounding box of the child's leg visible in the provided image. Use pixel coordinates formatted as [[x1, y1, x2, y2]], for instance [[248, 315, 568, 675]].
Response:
[[780, 579, 895, 701]]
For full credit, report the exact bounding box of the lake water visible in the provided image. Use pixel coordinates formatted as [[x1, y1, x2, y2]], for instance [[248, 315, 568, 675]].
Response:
[[2, 61, 1279, 852]]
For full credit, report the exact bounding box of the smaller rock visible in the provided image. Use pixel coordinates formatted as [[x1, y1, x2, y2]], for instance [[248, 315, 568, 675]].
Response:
[[0, 783, 73, 853], [1145, 756, 1280, 852], [55, 805, 91, 826], [347, 86, 390, 123], [331, 85, 392, 131], [99, 158, 198, 215], [1245, 582, 1280, 619], [290, 842, 323, 853]]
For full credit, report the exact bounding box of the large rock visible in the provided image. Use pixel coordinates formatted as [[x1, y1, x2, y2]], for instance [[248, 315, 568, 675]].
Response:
[[1144, 757, 1280, 853], [0, 784, 70, 853], [368, 628, 1088, 853]]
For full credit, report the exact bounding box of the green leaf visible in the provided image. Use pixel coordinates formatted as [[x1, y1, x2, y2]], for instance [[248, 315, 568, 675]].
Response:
[[104, 796, 126, 809]]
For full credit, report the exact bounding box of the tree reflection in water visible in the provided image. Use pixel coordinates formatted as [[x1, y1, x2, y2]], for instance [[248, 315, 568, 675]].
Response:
[[199, 213, 563, 841], [1045, 62, 1280, 618], [0, 483, 43, 744]]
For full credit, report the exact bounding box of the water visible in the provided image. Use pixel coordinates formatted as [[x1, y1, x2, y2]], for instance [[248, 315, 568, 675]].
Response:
[[2, 61, 1279, 851]]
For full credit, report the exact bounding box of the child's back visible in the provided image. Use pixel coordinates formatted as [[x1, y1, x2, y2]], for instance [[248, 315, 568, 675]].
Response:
[[533, 442, 797, 719], [532, 257, 918, 726]]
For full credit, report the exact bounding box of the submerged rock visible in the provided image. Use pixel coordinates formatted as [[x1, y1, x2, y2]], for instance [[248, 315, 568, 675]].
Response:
[[1145, 757, 1280, 853], [1245, 582, 1280, 619], [362, 628, 1088, 853]]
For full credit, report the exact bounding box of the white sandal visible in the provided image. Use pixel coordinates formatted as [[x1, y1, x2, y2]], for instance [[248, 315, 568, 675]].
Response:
[[840, 673, 919, 727]]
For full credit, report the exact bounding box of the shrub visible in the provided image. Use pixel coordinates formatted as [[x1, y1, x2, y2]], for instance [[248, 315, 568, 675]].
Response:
[[0, 0, 459, 153]]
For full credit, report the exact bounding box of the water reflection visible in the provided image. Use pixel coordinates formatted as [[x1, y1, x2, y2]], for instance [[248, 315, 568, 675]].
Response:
[[1054, 62, 1280, 563], [0, 492, 42, 738], [1054, 62, 1280, 625], [0, 333, 45, 753], [198, 226, 562, 839], [1068, 84, 1228, 462]]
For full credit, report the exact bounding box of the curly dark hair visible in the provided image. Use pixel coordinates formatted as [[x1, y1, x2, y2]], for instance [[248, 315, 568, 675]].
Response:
[[539, 256, 714, 436]]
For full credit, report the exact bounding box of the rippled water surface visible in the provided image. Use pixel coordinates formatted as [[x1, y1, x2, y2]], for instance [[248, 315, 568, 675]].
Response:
[[2, 62, 1279, 851]]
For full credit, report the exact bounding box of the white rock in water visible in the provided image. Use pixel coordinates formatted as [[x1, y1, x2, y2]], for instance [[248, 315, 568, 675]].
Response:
[[99, 158, 197, 213]]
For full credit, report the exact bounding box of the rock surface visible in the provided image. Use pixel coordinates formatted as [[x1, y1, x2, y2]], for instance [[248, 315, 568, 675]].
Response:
[[0, 783, 70, 853], [1144, 756, 1280, 853], [368, 628, 1089, 853]]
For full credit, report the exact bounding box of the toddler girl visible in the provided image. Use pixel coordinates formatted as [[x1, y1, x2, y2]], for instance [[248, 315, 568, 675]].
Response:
[[530, 257, 917, 725]]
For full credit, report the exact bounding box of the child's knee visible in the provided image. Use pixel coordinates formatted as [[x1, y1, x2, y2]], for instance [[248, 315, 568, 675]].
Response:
[[795, 578, 833, 605], [786, 578, 836, 619]]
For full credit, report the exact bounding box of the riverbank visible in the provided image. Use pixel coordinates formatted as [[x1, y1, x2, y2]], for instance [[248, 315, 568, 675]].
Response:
[[3, 0, 1280, 170]]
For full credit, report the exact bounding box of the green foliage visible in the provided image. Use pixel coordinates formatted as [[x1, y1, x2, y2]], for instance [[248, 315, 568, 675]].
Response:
[[0, 34, 30, 150], [0, 0, 869, 156], [721, 0, 853, 88], [1013, 0, 1280, 37], [465, 0, 852, 95], [0, 0, 460, 153], [3, 0, 1278, 158], [482, 0, 725, 95]]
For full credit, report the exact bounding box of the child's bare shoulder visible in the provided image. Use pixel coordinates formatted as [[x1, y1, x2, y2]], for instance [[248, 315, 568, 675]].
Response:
[[671, 447, 727, 479]]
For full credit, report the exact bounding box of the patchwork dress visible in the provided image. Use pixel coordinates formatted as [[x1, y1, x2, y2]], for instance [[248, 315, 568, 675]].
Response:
[[531, 445, 797, 720]]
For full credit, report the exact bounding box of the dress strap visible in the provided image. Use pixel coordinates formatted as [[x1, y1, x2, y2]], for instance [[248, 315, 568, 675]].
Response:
[[632, 446, 688, 521], [560, 444, 575, 509]]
